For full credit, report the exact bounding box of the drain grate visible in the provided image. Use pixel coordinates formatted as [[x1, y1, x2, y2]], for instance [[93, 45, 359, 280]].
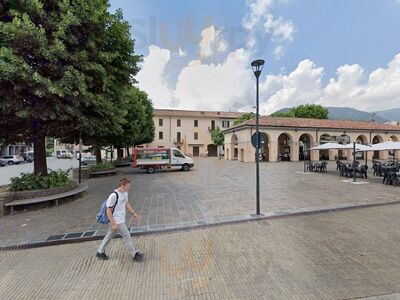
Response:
[[64, 232, 83, 239], [46, 234, 65, 241]]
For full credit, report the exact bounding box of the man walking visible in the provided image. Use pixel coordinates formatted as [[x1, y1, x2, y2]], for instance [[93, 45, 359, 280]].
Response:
[[96, 178, 144, 261]]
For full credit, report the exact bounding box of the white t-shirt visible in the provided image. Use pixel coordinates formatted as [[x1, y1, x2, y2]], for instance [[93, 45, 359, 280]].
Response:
[[106, 190, 128, 225]]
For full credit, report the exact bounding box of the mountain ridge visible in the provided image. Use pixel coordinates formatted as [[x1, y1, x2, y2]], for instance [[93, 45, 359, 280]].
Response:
[[273, 107, 400, 123]]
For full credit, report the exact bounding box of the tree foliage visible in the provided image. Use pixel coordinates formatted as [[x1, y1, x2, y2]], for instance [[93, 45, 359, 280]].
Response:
[[270, 104, 328, 119], [211, 127, 224, 147], [233, 112, 256, 125], [0, 0, 153, 173]]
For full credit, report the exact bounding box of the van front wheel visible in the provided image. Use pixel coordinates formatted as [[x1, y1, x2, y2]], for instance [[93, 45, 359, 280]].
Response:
[[181, 164, 190, 171]]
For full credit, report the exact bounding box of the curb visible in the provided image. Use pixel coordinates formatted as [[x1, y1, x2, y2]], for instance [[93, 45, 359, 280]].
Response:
[[2, 199, 400, 251]]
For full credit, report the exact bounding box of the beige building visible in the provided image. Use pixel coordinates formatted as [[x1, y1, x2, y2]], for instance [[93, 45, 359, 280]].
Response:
[[147, 109, 244, 157], [223, 117, 400, 162]]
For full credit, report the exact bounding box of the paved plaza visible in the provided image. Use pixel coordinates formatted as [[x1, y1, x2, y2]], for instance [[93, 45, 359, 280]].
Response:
[[1, 158, 400, 247], [2, 204, 400, 299]]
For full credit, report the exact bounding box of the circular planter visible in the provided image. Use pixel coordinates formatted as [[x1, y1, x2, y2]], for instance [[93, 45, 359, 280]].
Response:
[[89, 168, 117, 178], [1, 181, 78, 201]]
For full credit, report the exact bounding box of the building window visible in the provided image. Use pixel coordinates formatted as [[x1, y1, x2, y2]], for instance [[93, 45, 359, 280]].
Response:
[[159, 131, 163, 140], [211, 120, 215, 130], [222, 121, 230, 128], [194, 120, 198, 127], [159, 119, 163, 126], [177, 132, 181, 142], [194, 132, 198, 140], [177, 119, 181, 127]]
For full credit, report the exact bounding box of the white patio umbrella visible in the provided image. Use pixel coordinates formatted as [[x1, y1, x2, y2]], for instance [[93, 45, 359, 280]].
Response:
[[309, 142, 344, 150], [368, 141, 400, 151], [368, 141, 400, 164], [340, 143, 371, 151]]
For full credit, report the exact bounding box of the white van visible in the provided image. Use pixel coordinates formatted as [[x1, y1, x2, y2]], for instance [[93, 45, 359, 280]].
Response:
[[133, 147, 194, 174]]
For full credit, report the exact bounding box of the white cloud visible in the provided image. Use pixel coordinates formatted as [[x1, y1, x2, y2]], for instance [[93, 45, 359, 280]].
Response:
[[136, 44, 400, 114], [259, 53, 400, 114], [178, 47, 187, 57], [242, 0, 273, 32], [135, 45, 173, 107], [264, 14, 295, 42], [199, 25, 228, 58], [174, 48, 252, 110], [273, 45, 285, 60], [242, 0, 295, 59], [259, 59, 323, 114], [320, 54, 400, 111]]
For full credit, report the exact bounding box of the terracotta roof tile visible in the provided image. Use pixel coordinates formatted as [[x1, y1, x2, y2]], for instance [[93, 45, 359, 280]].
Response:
[[237, 117, 400, 132], [154, 109, 244, 119]]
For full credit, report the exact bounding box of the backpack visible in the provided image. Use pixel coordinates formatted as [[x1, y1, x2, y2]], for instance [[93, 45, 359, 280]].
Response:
[[96, 191, 119, 224]]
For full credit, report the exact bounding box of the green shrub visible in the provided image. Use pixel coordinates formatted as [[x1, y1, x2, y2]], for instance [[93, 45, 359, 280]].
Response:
[[90, 163, 115, 172], [9, 169, 70, 191]]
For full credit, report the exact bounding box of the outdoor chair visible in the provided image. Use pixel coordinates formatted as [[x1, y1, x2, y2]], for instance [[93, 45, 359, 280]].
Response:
[[305, 161, 314, 172], [356, 165, 368, 179], [373, 164, 383, 176], [319, 161, 328, 172], [385, 171, 400, 185]]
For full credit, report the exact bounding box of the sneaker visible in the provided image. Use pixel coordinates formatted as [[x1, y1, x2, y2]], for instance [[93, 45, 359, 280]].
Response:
[[133, 252, 144, 262], [96, 252, 109, 260]]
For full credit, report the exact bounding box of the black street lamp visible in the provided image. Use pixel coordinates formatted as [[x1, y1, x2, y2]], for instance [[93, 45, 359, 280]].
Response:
[[251, 59, 265, 216]]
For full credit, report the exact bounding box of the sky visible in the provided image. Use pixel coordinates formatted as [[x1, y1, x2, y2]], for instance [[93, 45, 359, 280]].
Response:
[[109, 0, 400, 114]]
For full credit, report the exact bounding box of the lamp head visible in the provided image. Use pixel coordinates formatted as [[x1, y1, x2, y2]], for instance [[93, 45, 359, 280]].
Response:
[[251, 59, 265, 78]]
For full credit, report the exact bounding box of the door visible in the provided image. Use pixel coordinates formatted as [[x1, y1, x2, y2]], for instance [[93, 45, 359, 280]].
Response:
[[171, 149, 185, 169], [193, 146, 200, 157], [207, 144, 217, 157]]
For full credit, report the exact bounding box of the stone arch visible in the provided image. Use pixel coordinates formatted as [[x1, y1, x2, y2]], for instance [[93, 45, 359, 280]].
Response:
[[356, 135, 368, 159], [390, 135, 398, 142], [337, 134, 351, 160], [230, 134, 238, 160], [298, 133, 313, 161], [372, 135, 383, 159], [319, 134, 331, 160], [260, 131, 270, 162], [277, 132, 293, 161]]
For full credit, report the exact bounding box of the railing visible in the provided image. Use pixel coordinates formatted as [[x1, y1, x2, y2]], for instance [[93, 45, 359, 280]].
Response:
[[173, 139, 184, 144]]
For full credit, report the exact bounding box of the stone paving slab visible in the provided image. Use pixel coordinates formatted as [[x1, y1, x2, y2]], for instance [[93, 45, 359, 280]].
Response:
[[2, 205, 400, 299], [1, 159, 400, 247]]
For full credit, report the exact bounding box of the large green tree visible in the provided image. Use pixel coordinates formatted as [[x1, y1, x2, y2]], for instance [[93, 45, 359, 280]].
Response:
[[233, 112, 256, 126], [270, 104, 328, 119], [211, 127, 224, 147], [0, 1, 142, 174], [110, 87, 155, 159]]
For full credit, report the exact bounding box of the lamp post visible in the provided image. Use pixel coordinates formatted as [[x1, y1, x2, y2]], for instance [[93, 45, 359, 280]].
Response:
[[79, 130, 82, 184], [251, 59, 265, 216]]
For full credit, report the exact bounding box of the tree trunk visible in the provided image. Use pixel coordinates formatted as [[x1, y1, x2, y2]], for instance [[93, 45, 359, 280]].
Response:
[[33, 133, 48, 175], [95, 148, 102, 164], [126, 147, 130, 157], [117, 148, 123, 159]]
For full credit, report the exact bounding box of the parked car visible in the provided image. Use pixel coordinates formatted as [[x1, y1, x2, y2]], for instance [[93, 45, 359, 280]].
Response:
[[57, 152, 73, 159], [23, 151, 34, 163], [0, 155, 24, 165], [0, 158, 6, 167], [81, 155, 97, 165]]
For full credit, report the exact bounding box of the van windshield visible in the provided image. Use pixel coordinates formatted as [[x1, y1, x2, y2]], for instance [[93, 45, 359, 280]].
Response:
[[173, 150, 185, 158]]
